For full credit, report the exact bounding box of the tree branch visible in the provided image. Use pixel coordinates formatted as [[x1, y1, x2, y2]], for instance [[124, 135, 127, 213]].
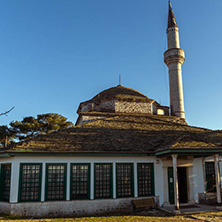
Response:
[[0, 106, 15, 116]]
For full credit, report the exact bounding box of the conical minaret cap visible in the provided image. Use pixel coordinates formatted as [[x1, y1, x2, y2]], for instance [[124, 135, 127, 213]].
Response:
[[168, 1, 178, 28]]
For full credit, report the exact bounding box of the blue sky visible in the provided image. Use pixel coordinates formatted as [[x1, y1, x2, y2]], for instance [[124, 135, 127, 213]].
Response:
[[0, 0, 222, 130]]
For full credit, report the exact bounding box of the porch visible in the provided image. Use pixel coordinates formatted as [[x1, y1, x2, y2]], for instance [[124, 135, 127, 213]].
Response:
[[155, 148, 222, 214], [158, 203, 218, 215]]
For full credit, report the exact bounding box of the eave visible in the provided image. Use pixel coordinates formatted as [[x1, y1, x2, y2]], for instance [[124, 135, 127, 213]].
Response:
[[0, 150, 152, 158], [155, 147, 222, 158]]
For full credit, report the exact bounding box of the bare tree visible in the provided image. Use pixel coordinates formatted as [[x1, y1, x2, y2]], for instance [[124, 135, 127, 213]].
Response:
[[0, 107, 14, 117]]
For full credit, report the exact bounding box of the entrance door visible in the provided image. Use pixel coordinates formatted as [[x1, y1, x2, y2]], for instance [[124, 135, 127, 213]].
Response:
[[168, 167, 188, 204], [177, 167, 188, 203], [168, 167, 174, 204]]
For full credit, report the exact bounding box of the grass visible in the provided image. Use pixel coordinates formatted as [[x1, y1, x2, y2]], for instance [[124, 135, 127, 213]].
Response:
[[1, 212, 222, 222]]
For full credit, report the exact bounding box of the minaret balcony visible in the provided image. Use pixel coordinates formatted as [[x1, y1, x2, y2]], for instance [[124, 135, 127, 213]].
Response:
[[164, 48, 185, 66]]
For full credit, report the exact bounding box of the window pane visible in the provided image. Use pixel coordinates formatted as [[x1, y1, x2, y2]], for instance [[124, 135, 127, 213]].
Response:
[[205, 162, 216, 193], [46, 164, 66, 200], [20, 164, 41, 202], [138, 163, 154, 197], [95, 164, 112, 199], [116, 163, 133, 198], [71, 164, 90, 200], [0, 164, 11, 201]]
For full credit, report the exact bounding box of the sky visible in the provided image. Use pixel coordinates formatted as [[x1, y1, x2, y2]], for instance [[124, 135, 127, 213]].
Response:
[[0, 0, 222, 130]]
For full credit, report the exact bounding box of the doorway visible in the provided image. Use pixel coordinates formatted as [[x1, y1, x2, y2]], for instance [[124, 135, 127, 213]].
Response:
[[177, 167, 188, 203], [168, 167, 188, 204]]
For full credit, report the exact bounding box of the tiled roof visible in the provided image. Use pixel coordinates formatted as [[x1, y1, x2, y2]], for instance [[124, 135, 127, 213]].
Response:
[[5, 113, 222, 153]]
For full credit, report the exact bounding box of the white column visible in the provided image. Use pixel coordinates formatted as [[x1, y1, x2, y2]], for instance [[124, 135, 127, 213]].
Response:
[[163, 166, 169, 205], [134, 162, 138, 197], [202, 158, 206, 193], [214, 154, 221, 205], [9, 160, 20, 203], [66, 163, 70, 200], [41, 163, 46, 201], [90, 163, 94, 200], [188, 166, 194, 203], [219, 161, 222, 188], [113, 163, 116, 198], [172, 154, 179, 211]]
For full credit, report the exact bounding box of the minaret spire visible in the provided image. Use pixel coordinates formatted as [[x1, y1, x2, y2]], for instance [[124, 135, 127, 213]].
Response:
[[168, 1, 178, 28], [164, 1, 185, 119]]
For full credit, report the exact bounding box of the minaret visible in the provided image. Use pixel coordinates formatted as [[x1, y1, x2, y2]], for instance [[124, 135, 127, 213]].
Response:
[[164, 1, 185, 118]]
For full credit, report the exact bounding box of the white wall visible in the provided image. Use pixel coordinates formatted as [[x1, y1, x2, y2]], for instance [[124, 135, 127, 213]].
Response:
[[0, 155, 164, 205], [192, 158, 205, 202]]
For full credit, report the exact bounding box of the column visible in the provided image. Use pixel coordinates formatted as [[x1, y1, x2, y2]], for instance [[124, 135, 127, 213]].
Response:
[[90, 163, 94, 200], [214, 154, 221, 205], [172, 154, 180, 211], [134, 162, 138, 197], [9, 161, 20, 203], [163, 166, 170, 206], [188, 166, 194, 203], [113, 163, 116, 198], [41, 163, 46, 201], [202, 158, 206, 193], [66, 163, 70, 200]]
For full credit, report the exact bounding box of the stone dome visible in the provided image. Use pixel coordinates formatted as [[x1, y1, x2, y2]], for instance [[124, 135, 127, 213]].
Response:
[[86, 85, 152, 104], [77, 85, 156, 115], [76, 85, 170, 124]]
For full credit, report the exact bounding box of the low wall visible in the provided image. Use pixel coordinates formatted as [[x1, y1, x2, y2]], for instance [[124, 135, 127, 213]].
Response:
[[198, 193, 217, 205], [0, 202, 10, 214], [1, 196, 159, 218]]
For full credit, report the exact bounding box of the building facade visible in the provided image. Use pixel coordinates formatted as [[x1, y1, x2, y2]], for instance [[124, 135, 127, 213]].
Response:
[[1, 2, 222, 217]]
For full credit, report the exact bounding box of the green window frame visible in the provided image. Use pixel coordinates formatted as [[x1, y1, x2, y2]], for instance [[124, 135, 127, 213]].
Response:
[[205, 162, 216, 193], [137, 163, 155, 197], [94, 163, 113, 199], [45, 163, 67, 201], [116, 163, 134, 198], [18, 163, 42, 202], [0, 164, 11, 202], [70, 163, 90, 200]]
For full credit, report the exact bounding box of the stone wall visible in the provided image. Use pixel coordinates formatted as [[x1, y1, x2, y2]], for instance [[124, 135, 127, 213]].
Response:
[[79, 99, 172, 117], [80, 101, 116, 113], [0, 202, 10, 214], [1, 196, 159, 218], [115, 101, 152, 114], [77, 115, 105, 125], [81, 103, 93, 113], [99, 101, 116, 112]]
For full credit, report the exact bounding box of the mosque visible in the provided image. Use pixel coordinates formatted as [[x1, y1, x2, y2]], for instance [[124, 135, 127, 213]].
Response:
[[1, 2, 222, 217]]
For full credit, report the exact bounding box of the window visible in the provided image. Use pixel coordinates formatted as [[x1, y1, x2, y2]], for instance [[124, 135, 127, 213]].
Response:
[[70, 164, 90, 200], [94, 163, 112, 199], [19, 164, 42, 202], [205, 162, 216, 192], [0, 164, 11, 201], [116, 163, 134, 198], [138, 163, 154, 197], [46, 164, 67, 201]]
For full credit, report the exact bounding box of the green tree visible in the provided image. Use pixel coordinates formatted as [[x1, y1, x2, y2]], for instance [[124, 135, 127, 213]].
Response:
[[0, 125, 15, 147], [10, 113, 74, 142]]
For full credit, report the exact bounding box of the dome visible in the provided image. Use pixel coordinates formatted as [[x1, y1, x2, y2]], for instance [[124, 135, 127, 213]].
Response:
[[87, 85, 152, 104], [77, 85, 169, 120]]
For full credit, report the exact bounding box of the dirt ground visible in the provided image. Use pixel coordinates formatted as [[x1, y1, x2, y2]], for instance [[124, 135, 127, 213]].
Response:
[[1, 211, 222, 222]]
